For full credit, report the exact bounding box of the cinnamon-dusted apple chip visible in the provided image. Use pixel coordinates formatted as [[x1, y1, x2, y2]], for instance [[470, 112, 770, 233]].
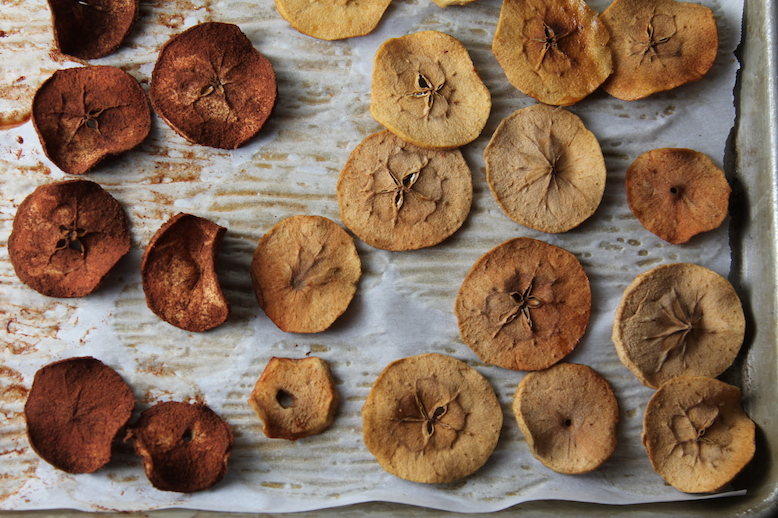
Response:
[[48, 0, 138, 60], [362, 353, 502, 483], [150, 22, 277, 149], [250, 215, 361, 333], [484, 104, 606, 233], [642, 376, 755, 493], [25, 357, 135, 473], [141, 213, 230, 332], [626, 148, 731, 244], [613, 263, 745, 389], [492, 0, 612, 106], [513, 363, 619, 474], [371, 30, 491, 150], [274, 0, 391, 40], [32, 66, 151, 175], [337, 130, 472, 251], [455, 237, 591, 371], [248, 357, 339, 440], [601, 0, 718, 101], [9, 179, 131, 298]]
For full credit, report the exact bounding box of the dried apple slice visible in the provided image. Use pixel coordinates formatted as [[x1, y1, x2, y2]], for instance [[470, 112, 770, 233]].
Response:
[[150, 22, 277, 149], [492, 0, 612, 106], [32, 66, 151, 175], [371, 30, 491, 150], [642, 376, 755, 493], [47, 0, 138, 59], [274, 0, 391, 41], [455, 237, 591, 371], [613, 263, 745, 389], [626, 148, 731, 244], [484, 103, 606, 233], [601, 0, 718, 101], [362, 353, 502, 483]]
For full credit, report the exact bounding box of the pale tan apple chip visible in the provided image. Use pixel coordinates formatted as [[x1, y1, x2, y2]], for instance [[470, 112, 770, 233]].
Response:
[[371, 30, 491, 150], [484, 104, 606, 233], [513, 363, 619, 474], [362, 353, 502, 483], [250, 215, 361, 333], [274, 0, 391, 41], [432, 0, 478, 6], [455, 238, 591, 371], [626, 148, 731, 244], [337, 130, 472, 251], [642, 376, 755, 493], [613, 263, 745, 389], [601, 0, 718, 101], [492, 0, 612, 106]]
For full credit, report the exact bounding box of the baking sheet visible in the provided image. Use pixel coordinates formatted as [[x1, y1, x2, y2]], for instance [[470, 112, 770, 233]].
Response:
[[0, 0, 752, 513]]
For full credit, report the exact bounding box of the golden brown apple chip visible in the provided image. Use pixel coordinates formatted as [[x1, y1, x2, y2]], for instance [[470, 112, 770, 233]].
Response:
[[48, 0, 138, 60], [492, 0, 612, 106], [642, 376, 755, 493], [274, 0, 391, 41], [455, 237, 591, 371], [371, 30, 491, 150], [25, 357, 135, 474], [626, 148, 731, 244], [433, 0, 477, 6], [484, 103, 606, 233], [150, 22, 277, 149], [337, 130, 472, 251], [9, 179, 131, 298], [32, 66, 151, 175], [513, 363, 619, 474], [362, 353, 502, 483], [141, 213, 230, 332], [248, 357, 339, 440], [250, 215, 361, 334], [601, 0, 718, 101], [613, 263, 745, 389]]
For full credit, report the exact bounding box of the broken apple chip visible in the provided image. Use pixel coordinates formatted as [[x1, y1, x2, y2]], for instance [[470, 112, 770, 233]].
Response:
[[484, 103, 606, 233], [613, 263, 745, 389], [9, 179, 131, 298], [513, 363, 619, 474], [337, 130, 473, 251], [362, 353, 502, 483], [48, 0, 139, 60], [492, 0, 612, 106], [371, 30, 491, 150], [642, 376, 755, 493], [601, 0, 718, 101], [626, 148, 731, 244], [150, 22, 277, 149], [455, 237, 591, 371], [32, 66, 151, 175], [274, 0, 391, 41], [250, 215, 361, 334], [141, 213, 230, 332]]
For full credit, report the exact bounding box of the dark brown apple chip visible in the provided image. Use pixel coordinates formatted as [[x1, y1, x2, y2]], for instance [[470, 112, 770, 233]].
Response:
[[150, 22, 277, 149], [141, 213, 230, 332], [25, 356, 135, 474], [32, 65, 151, 175], [48, 0, 139, 60], [8, 179, 131, 298], [126, 401, 234, 493]]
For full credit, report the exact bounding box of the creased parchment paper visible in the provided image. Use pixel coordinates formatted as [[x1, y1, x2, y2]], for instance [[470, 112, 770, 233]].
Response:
[[0, 0, 745, 513]]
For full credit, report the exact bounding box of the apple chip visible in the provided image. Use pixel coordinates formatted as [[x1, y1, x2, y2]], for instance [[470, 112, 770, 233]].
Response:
[[455, 237, 591, 371], [371, 30, 491, 149], [642, 376, 755, 493], [601, 0, 718, 101], [613, 263, 745, 389], [47, 0, 138, 60], [626, 148, 731, 244], [274, 0, 391, 41], [362, 353, 502, 483], [484, 104, 606, 233], [492, 0, 612, 106], [337, 130, 473, 251]]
